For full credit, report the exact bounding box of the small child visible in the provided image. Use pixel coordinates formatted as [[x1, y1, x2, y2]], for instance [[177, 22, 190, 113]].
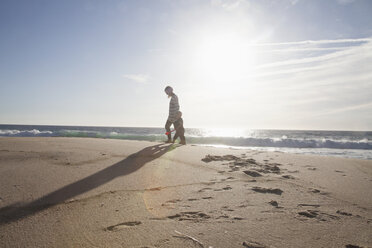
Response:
[[173, 111, 186, 145]]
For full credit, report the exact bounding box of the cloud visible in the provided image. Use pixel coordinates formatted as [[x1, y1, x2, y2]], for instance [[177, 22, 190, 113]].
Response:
[[254, 47, 356, 70], [237, 36, 372, 129], [252, 37, 371, 70], [255, 38, 372, 88], [259, 47, 351, 53], [316, 101, 372, 116], [123, 74, 149, 83], [249, 37, 371, 47]]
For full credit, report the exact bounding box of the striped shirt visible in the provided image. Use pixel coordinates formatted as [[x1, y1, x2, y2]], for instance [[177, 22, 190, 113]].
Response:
[[168, 93, 180, 122]]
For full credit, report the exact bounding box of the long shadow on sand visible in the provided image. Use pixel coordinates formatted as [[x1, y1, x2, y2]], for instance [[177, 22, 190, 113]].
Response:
[[0, 143, 175, 225]]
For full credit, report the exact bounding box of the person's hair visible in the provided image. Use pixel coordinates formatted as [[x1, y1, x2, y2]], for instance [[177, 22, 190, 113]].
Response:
[[164, 86, 173, 98], [164, 86, 173, 93]]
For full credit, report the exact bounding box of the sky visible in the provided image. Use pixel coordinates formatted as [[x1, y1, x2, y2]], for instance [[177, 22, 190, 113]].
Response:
[[0, 0, 372, 130]]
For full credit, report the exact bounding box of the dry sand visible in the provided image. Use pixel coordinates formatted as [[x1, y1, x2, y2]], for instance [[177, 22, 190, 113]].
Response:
[[0, 137, 371, 248]]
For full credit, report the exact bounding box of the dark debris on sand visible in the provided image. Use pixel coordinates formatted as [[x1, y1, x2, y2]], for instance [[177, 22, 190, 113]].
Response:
[[201, 154, 283, 175]]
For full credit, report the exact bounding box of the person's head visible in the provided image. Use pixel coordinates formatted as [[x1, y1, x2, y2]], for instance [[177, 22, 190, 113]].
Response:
[[164, 86, 173, 97]]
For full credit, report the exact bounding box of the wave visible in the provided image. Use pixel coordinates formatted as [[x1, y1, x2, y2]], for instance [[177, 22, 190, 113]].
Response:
[[186, 136, 372, 150], [0, 129, 54, 136], [1, 128, 371, 150]]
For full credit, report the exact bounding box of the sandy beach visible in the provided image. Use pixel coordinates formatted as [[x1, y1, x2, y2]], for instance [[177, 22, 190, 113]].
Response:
[[0, 137, 371, 248]]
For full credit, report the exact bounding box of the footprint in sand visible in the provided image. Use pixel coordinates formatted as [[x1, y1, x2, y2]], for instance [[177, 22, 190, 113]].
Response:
[[162, 199, 181, 207], [309, 188, 329, 195], [214, 186, 232, 191], [243, 170, 262, 177], [310, 189, 321, 193], [298, 203, 320, 208], [251, 187, 283, 195], [187, 198, 198, 201], [105, 221, 142, 231], [269, 200, 279, 207], [167, 211, 210, 222], [217, 215, 229, 219], [233, 217, 244, 220], [242, 240, 266, 248], [336, 210, 352, 216], [298, 210, 318, 218], [221, 206, 234, 212], [298, 210, 340, 221], [198, 187, 213, 193], [282, 175, 295, 179], [243, 180, 257, 185]]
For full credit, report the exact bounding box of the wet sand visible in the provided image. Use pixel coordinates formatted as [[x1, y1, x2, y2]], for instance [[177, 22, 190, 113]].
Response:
[[0, 137, 371, 247]]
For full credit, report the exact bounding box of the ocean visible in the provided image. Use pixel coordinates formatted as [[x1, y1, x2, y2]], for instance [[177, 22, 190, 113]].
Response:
[[1, 124, 371, 160]]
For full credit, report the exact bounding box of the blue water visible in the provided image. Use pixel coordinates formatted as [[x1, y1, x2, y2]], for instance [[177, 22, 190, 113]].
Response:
[[1, 124, 371, 160]]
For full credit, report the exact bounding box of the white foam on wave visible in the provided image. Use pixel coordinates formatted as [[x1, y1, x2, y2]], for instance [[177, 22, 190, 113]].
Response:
[[0, 129, 53, 136], [0, 129, 21, 135], [27, 129, 53, 135]]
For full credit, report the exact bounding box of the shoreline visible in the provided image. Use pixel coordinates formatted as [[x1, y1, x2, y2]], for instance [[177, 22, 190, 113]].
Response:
[[0, 137, 371, 247], [2, 135, 372, 161], [1, 125, 371, 160]]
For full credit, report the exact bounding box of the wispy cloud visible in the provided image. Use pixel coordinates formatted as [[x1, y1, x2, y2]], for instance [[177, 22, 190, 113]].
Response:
[[254, 38, 372, 87], [254, 47, 355, 69], [123, 74, 149, 83], [250, 37, 371, 47], [253, 37, 371, 70], [236, 36, 372, 128], [258, 47, 350, 53], [316, 101, 372, 116]]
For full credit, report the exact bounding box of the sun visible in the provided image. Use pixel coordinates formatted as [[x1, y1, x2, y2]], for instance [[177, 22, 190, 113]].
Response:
[[192, 32, 256, 83]]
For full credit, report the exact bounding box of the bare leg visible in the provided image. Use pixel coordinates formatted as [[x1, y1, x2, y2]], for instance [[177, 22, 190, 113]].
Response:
[[165, 120, 172, 142]]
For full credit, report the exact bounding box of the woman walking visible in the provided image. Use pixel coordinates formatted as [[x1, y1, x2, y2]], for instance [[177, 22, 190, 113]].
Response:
[[164, 86, 186, 145]]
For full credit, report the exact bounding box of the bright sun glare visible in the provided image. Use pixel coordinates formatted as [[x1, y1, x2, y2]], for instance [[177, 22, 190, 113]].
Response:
[[193, 32, 256, 82]]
